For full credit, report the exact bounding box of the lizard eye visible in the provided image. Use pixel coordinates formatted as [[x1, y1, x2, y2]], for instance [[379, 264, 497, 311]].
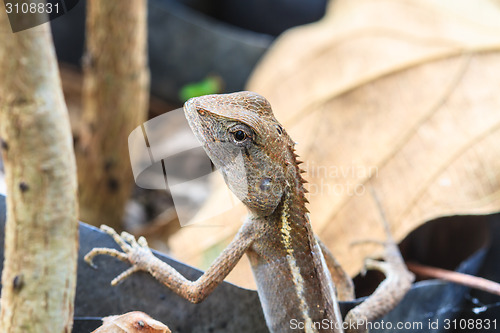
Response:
[[234, 130, 246, 141], [229, 125, 253, 144]]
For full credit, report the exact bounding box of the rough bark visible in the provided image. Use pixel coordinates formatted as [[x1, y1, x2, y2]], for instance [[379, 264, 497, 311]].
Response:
[[75, 0, 149, 229], [0, 7, 79, 333]]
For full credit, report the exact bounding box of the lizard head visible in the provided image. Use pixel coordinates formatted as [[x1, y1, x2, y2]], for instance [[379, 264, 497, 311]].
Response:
[[184, 91, 306, 217]]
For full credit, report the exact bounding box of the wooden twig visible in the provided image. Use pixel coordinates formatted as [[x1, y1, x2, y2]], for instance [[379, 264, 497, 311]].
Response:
[[407, 262, 500, 296]]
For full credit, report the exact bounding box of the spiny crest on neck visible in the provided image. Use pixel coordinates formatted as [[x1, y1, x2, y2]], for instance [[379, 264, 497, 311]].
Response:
[[286, 143, 310, 214]]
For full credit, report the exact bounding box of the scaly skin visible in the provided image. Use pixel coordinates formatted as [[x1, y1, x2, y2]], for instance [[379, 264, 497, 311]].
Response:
[[184, 91, 342, 332], [85, 91, 414, 333]]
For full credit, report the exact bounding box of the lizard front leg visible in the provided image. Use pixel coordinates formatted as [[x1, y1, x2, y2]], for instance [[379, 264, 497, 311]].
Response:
[[85, 223, 259, 303]]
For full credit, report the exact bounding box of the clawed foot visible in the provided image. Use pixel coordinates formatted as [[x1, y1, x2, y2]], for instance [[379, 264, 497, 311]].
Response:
[[344, 237, 414, 328], [350, 238, 406, 277], [84, 225, 154, 285]]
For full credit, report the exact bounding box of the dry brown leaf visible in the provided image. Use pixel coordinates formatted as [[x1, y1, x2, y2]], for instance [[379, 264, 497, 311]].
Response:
[[92, 311, 170, 333], [169, 0, 500, 288]]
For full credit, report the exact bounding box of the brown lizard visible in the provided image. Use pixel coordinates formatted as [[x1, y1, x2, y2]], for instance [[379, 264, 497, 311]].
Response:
[[92, 311, 171, 333], [85, 91, 414, 333]]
